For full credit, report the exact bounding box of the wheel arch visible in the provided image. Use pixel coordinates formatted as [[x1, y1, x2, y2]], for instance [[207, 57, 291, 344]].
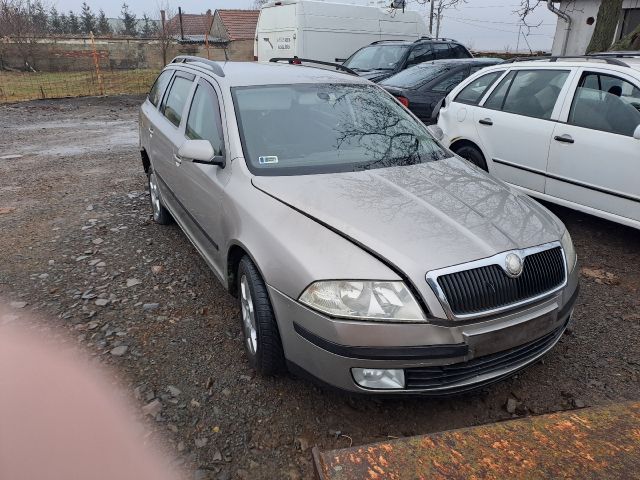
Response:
[[226, 241, 268, 299], [449, 138, 484, 156]]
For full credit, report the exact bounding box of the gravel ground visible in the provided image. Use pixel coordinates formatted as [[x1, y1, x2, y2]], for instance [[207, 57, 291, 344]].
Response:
[[1, 96, 639, 480]]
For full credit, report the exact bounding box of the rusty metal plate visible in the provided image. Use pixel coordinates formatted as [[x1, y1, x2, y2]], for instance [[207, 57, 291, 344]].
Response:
[[313, 402, 640, 480]]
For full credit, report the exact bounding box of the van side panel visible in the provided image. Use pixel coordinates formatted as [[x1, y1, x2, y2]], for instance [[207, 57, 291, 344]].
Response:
[[255, 1, 428, 63]]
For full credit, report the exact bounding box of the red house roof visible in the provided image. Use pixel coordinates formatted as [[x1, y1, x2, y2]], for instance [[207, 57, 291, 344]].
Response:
[[166, 13, 213, 36], [216, 10, 260, 41]]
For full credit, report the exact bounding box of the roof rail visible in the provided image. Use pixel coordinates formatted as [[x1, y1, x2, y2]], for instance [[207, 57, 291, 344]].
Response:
[[269, 57, 358, 76], [588, 51, 640, 58], [171, 56, 225, 77], [369, 39, 406, 45], [503, 55, 629, 67]]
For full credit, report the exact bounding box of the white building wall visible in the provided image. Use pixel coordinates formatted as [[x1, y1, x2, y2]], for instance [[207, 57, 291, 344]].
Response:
[[551, 0, 640, 56]]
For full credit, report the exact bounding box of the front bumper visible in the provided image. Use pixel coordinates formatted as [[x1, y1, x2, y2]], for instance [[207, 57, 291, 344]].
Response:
[[269, 272, 579, 395]]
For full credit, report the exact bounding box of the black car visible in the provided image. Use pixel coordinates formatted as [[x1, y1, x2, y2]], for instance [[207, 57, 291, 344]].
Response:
[[342, 38, 472, 83], [380, 58, 503, 124]]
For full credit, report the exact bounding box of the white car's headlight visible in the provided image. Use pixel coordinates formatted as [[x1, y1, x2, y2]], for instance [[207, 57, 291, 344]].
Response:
[[299, 280, 426, 322], [561, 230, 577, 273]]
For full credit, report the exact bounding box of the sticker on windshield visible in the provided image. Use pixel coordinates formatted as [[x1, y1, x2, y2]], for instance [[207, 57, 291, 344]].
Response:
[[258, 156, 279, 165]]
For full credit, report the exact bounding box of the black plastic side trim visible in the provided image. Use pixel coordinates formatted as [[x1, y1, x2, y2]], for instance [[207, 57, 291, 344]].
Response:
[[155, 171, 219, 250], [293, 322, 468, 360], [493, 158, 640, 203]]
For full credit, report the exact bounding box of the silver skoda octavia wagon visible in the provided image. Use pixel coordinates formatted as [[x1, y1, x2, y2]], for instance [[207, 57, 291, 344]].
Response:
[[139, 56, 579, 395]]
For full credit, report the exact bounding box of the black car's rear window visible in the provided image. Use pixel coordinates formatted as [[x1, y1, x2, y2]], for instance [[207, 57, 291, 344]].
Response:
[[232, 83, 449, 176], [380, 63, 458, 89]]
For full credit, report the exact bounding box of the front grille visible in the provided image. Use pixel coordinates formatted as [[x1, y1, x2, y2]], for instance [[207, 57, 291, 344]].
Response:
[[437, 247, 565, 316], [405, 325, 564, 390]]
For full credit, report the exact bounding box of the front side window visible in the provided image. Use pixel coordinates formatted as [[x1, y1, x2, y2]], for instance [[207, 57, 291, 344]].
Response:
[[455, 71, 504, 105], [432, 69, 469, 93], [162, 75, 193, 127], [148, 70, 174, 107], [186, 82, 225, 155], [406, 44, 433, 67], [568, 72, 640, 136], [484, 69, 569, 120], [344, 45, 409, 71], [232, 83, 449, 176]]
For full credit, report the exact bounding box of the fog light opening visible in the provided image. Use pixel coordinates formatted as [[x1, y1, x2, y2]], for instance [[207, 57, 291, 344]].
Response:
[[352, 368, 405, 390]]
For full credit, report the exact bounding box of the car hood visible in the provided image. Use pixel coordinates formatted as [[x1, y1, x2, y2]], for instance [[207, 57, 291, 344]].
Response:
[[251, 157, 564, 274]]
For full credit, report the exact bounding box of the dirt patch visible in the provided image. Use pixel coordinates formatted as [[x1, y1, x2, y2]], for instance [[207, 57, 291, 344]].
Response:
[[1, 96, 639, 479]]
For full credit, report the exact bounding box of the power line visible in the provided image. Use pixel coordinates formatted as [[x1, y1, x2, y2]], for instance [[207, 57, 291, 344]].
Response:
[[442, 16, 555, 36]]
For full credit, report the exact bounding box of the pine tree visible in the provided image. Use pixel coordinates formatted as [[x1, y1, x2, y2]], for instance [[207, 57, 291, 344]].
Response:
[[67, 10, 81, 34], [31, 0, 49, 34], [49, 6, 63, 34], [80, 2, 97, 34], [59, 12, 69, 34], [97, 9, 112, 36], [141, 13, 156, 37], [120, 3, 137, 37]]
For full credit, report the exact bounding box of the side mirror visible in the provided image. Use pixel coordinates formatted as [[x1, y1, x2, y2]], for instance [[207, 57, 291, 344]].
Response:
[[634, 124, 640, 140], [427, 124, 444, 142], [178, 139, 225, 167]]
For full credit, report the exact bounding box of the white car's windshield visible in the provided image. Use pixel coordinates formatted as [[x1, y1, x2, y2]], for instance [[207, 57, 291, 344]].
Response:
[[343, 45, 408, 71], [232, 83, 449, 176]]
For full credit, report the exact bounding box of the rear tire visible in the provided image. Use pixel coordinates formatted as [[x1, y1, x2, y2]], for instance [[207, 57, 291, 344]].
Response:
[[237, 256, 286, 375], [148, 170, 172, 225], [453, 144, 488, 171]]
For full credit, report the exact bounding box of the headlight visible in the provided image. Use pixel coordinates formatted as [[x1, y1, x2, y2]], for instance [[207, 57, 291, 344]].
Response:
[[299, 281, 426, 322], [561, 230, 577, 273]]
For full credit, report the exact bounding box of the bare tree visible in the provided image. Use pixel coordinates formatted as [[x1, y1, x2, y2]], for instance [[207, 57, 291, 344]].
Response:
[[586, 0, 623, 52], [0, 0, 50, 70], [407, 0, 466, 37], [156, 3, 177, 66], [252, 0, 269, 8]]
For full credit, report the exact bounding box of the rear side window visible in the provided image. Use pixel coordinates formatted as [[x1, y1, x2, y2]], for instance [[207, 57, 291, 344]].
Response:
[[148, 70, 174, 107], [484, 69, 569, 120], [186, 82, 225, 155], [162, 75, 194, 127], [568, 72, 640, 136], [455, 71, 504, 105], [432, 43, 451, 60], [450, 44, 471, 58], [432, 68, 469, 93]]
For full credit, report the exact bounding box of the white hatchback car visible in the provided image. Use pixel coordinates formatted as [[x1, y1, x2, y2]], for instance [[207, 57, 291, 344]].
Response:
[[438, 56, 640, 229]]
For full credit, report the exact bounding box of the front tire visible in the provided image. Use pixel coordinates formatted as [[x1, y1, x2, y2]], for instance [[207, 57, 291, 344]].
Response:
[[453, 144, 488, 171], [237, 256, 286, 375], [148, 170, 172, 225]]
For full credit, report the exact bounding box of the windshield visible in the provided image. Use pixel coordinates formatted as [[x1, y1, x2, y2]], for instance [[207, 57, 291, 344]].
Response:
[[232, 84, 449, 176], [381, 63, 456, 89], [344, 45, 409, 71]]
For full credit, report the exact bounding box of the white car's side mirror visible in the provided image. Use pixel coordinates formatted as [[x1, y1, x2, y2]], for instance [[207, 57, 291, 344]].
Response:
[[427, 124, 444, 142], [634, 124, 640, 140], [178, 139, 225, 167]]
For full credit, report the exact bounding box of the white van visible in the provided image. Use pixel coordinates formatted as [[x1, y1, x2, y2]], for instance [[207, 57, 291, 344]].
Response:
[[254, 0, 428, 63]]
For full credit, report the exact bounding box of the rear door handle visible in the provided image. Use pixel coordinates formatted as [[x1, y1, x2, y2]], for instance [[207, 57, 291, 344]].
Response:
[[173, 154, 182, 166], [148, 127, 154, 136], [479, 118, 493, 126], [554, 134, 574, 144]]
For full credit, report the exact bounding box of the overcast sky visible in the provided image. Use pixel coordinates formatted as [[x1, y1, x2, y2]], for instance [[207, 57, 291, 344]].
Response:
[[50, 0, 558, 52]]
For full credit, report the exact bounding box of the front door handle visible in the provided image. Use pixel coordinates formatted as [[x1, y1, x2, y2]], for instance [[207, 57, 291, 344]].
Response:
[[148, 127, 154, 134], [479, 118, 493, 126], [554, 134, 574, 144], [173, 154, 182, 166]]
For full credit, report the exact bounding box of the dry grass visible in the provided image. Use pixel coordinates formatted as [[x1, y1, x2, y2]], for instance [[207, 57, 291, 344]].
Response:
[[0, 69, 159, 103]]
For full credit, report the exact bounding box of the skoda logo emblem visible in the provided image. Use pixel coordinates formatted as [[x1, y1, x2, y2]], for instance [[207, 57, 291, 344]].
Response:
[[505, 253, 524, 278]]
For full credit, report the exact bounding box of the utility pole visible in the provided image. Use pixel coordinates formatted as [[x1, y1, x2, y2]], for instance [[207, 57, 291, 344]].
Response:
[[516, 24, 521, 53], [429, 0, 435, 36]]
